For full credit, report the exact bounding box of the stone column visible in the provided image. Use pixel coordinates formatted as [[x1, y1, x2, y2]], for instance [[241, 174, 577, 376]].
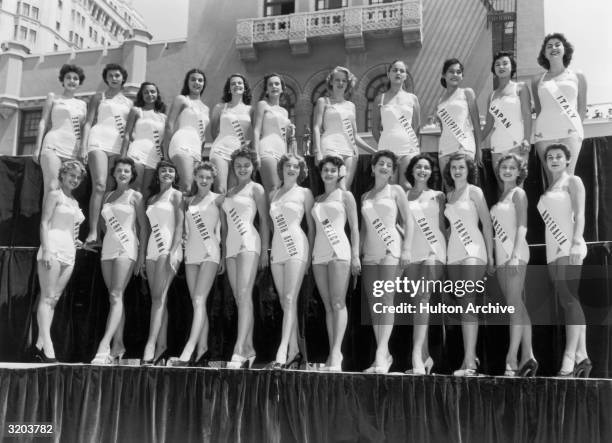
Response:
[[0, 42, 30, 155], [121, 28, 153, 98]]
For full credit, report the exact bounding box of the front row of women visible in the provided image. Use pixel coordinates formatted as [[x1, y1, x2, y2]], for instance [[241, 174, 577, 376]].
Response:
[[33, 144, 590, 377]]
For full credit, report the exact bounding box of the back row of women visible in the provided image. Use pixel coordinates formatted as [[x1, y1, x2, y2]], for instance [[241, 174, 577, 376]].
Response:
[[32, 32, 591, 377]]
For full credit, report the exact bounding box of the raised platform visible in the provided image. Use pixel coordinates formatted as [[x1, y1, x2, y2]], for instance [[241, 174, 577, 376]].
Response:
[[0, 364, 610, 442]]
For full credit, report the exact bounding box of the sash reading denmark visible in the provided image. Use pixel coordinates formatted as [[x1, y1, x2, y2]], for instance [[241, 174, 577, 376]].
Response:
[[189, 204, 217, 257]]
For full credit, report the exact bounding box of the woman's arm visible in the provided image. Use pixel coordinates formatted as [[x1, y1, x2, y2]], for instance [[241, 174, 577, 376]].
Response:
[[481, 94, 494, 142], [472, 186, 494, 269], [79, 93, 100, 162], [252, 101, 266, 158], [576, 71, 588, 121], [465, 88, 482, 159], [253, 183, 270, 269], [568, 175, 586, 265], [371, 93, 383, 143], [393, 184, 412, 266], [343, 190, 361, 274], [350, 102, 376, 154], [34, 93, 54, 163], [511, 188, 528, 265], [120, 107, 140, 157], [303, 188, 315, 269], [217, 195, 226, 274], [518, 82, 533, 147], [531, 76, 541, 116], [133, 191, 149, 277], [39, 190, 59, 267], [412, 94, 422, 139], [210, 103, 223, 141], [312, 97, 326, 161]]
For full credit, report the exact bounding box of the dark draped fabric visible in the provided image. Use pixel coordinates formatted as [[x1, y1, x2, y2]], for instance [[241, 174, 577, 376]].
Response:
[[1, 366, 611, 443], [1, 138, 612, 377]]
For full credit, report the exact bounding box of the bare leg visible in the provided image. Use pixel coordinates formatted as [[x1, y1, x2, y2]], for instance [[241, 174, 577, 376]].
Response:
[[210, 154, 229, 194], [171, 153, 195, 194], [143, 256, 175, 361], [39, 150, 63, 204], [326, 260, 350, 368], [227, 253, 259, 357], [260, 158, 280, 195], [85, 150, 110, 243], [313, 263, 333, 364]]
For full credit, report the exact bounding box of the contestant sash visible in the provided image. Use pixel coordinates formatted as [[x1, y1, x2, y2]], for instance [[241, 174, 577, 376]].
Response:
[[437, 106, 471, 152], [152, 129, 163, 161], [313, 203, 345, 258], [491, 213, 514, 259], [362, 204, 396, 250], [537, 200, 571, 256], [148, 208, 169, 256], [197, 117, 206, 143], [113, 113, 126, 138], [231, 118, 248, 147], [67, 101, 82, 142], [341, 118, 358, 154], [542, 80, 584, 139], [410, 201, 438, 253], [489, 99, 521, 149], [389, 105, 419, 149], [271, 207, 299, 259], [189, 203, 218, 256], [102, 204, 132, 252], [226, 202, 249, 247], [445, 205, 479, 257]]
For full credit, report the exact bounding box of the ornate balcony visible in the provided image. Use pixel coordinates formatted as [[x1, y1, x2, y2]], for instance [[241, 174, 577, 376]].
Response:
[[236, 0, 422, 61]]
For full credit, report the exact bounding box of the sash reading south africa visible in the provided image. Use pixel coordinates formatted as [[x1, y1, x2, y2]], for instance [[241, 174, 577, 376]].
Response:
[[313, 204, 344, 258], [542, 80, 584, 139], [537, 201, 571, 256], [437, 107, 471, 151], [272, 208, 299, 259]]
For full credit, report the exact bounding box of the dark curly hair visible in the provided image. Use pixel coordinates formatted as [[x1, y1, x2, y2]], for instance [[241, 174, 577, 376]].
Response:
[[277, 153, 308, 184], [495, 153, 527, 186], [58, 64, 85, 84], [111, 157, 137, 184], [537, 33, 574, 69], [148, 160, 179, 196], [180, 68, 206, 96], [102, 63, 128, 86], [386, 59, 410, 90], [491, 51, 517, 78], [544, 143, 572, 166], [260, 73, 286, 101], [135, 82, 166, 113], [405, 154, 436, 188], [317, 155, 344, 172], [222, 73, 252, 105], [189, 161, 218, 196], [371, 150, 398, 171], [440, 58, 464, 88], [443, 153, 476, 189], [230, 147, 258, 171]]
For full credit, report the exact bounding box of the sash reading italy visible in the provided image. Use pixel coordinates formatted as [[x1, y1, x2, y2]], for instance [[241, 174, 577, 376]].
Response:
[[362, 204, 396, 252], [541, 80, 584, 139], [188, 203, 218, 258], [537, 199, 571, 256], [388, 105, 420, 149], [445, 205, 480, 257], [271, 206, 299, 259], [410, 200, 438, 254], [313, 203, 344, 258], [437, 106, 472, 152], [101, 204, 132, 253], [489, 99, 521, 150], [491, 214, 514, 259]]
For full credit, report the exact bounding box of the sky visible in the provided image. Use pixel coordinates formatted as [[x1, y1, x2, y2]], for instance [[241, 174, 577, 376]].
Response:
[[131, 0, 189, 41]]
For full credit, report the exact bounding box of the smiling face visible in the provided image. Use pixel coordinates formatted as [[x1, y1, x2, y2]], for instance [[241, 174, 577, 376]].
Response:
[[157, 165, 176, 185], [545, 38, 565, 62], [320, 161, 340, 184], [331, 71, 348, 93], [282, 157, 301, 182], [388, 61, 407, 85], [60, 168, 84, 190], [194, 167, 214, 191], [189, 73, 205, 95], [493, 56, 513, 79], [142, 84, 158, 105], [372, 156, 394, 180], [105, 69, 124, 89], [449, 158, 468, 182], [545, 148, 569, 173], [266, 76, 283, 98], [444, 63, 463, 87], [113, 162, 133, 184], [412, 158, 432, 184], [229, 76, 245, 96], [498, 158, 519, 184], [233, 156, 253, 180], [62, 71, 81, 91]]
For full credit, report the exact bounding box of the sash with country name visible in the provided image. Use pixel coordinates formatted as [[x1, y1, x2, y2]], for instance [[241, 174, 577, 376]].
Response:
[[152, 128, 163, 161], [313, 203, 345, 258], [341, 118, 358, 155], [537, 200, 571, 256], [102, 204, 132, 252], [491, 213, 514, 259], [271, 206, 299, 259], [188, 203, 218, 257], [410, 201, 439, 253], [362, 204, 396, 251], [231, 118, 248, 148], [113, 113, 126, 138], [226, 202, 249, 249], [437, 106, 472, 152], [445, 205, 480, 257], [388, 105, 419, 149], [197, 117, 206, 143], [541, 80, 584, 139], [489, 98, 521, 150], [147, 207, 170, 256]]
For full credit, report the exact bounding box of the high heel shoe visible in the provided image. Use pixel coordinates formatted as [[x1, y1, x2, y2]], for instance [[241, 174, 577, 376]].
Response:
[[194, 350, 211, 368], [31, 345, 58, 364], [517, 358, 538, 377], [453, 357, 480, 377], [110, 347, 126, 365], [424, 357, 434, 375], [91, 351, 114, 365], [282, 352, 303, 370], [375, 355, 393, 374], [503, 364, 518, 377], [168, 350, 196, 367], [227, 353, 256, 369], [154, 349, 170, 366], [557, 353, 575, 377], [574, 358, 592, 378], [326, 356, 343, 373]]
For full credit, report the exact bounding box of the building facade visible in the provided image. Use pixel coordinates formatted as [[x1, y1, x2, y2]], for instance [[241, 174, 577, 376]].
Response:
[[0, 0, 607, 156], [0, 0, 146, 53]]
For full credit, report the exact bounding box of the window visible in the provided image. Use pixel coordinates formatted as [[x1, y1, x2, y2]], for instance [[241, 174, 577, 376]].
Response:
[[79, 37, 83, 47], [32, 6, 38, 19], [22, 3, 30, 17], [316, 0, 347, 10], [19, 26, 28, 40], [58, 0, 63, 8], [281, 85, 297, 124], [264, 0, 294, 16], [56, 21, 61, 31], [69, 30, 73, 41], [28, 29, 36, 43], [93, 30, 97, 41], [101, 36, 105, 45], [18, 110, 42, 156], [53, 43, 59, 51], [369, 0, 396, 3], [89, 26, 93, 37], [365, 74, 388, 131]]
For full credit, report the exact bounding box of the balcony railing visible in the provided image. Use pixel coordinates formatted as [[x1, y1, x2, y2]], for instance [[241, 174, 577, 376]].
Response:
[[236, 0, 422, 61]]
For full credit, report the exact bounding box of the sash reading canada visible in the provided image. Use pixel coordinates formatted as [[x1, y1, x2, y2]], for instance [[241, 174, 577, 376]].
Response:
[[410, 203, 438, 253]]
